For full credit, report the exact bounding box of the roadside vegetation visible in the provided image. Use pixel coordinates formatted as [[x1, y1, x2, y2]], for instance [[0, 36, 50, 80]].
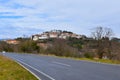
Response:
[[0, 26, 120, 64], [0, 55, 38, 80]]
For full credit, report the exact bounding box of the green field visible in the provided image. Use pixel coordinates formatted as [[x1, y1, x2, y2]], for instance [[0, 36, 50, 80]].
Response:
[[0, 55, 38, 80]]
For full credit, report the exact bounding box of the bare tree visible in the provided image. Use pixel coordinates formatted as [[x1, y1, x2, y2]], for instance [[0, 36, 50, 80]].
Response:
[[92, 27, 113, 40], [91, 26, 113, 59]]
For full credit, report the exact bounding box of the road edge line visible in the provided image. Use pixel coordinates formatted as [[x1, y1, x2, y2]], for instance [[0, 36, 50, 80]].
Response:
[[16, 59, 55, 80], [14, 60, 41, 80]]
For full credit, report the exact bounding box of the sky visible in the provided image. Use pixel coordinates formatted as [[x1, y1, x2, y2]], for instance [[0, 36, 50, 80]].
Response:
[[0, 0, 120, 39]]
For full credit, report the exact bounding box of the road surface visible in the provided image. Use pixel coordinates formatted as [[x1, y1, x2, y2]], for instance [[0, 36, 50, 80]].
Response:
[[1, 52, 120, 80]]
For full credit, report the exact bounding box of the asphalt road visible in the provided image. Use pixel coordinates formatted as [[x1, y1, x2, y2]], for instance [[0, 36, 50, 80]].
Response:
[[1, 52, 120, 80]]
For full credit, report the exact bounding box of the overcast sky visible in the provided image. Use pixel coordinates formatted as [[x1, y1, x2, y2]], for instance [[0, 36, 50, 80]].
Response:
[[0, 0, 120, 39]]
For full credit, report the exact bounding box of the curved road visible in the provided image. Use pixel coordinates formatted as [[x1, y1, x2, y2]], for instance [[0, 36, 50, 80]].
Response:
[[1, 53, 120, 80]]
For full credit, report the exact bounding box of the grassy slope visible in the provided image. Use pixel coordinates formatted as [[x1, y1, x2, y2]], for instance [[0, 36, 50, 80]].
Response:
[[0, 55, 38, 80]]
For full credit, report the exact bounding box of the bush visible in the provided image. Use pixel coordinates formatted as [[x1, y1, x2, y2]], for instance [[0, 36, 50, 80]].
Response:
[[19, 40, 40, 53], [46, 39, 79, 57], [84, 52, 94, 59]]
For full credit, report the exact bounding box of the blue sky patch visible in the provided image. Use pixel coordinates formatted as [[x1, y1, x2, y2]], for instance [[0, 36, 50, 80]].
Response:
[[10, 3, 27, 9], [0, 0, 10, 3], [0, 16, 24, 19], [0, 12, 14, 15]]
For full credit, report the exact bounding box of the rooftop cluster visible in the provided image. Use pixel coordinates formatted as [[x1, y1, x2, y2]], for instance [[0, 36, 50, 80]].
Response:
[[31, 30, 86, 41]]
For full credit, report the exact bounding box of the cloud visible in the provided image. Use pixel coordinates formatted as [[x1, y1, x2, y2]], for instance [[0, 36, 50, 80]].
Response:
[[0, 0, 120, 38]]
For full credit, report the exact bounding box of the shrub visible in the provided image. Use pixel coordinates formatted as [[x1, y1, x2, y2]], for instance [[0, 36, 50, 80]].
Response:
[[84, 52, 94, 59]]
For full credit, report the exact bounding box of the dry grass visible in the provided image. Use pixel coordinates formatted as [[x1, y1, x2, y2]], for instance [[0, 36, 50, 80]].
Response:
[[0, 55, 38, 80]]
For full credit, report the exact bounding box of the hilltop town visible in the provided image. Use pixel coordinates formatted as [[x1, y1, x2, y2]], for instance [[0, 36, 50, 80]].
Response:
[[31, 30, 86, 41]]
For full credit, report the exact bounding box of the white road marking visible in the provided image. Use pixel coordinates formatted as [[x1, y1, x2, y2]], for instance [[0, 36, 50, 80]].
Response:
[[53, 61, 71, 67], [15, 60, 41, 80], [16, 59, 55, 80]]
